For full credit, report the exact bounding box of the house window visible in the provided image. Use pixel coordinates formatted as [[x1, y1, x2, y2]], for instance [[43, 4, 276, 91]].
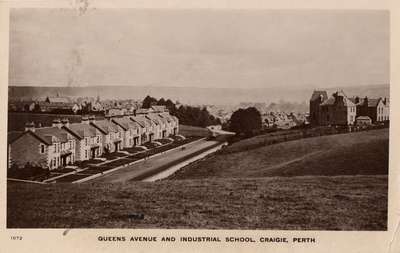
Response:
[[54, 144, 57, 153], [85, 150, 88, 159], [40, 144, 45, 154], [97, 136, 100, 143], [85, 138, 88, 146]]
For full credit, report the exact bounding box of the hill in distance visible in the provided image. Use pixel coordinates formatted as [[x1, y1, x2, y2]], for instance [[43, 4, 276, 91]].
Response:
[[8, 84, 390, 106]]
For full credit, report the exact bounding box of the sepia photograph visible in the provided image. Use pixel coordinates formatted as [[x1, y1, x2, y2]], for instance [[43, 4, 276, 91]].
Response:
[[6, 7, 390, 232]]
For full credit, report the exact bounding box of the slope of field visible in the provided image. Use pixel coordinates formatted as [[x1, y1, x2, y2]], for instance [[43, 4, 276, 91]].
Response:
[[169, 129, 389, 180], [178, 124, 210, 137], [7, 176, 387, 230]]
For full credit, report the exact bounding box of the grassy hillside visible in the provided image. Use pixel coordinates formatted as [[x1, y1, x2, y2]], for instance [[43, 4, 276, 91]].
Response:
[[179, 124, 210, 137], [169, 129, 389, 179], [7, 176, 387, 230]]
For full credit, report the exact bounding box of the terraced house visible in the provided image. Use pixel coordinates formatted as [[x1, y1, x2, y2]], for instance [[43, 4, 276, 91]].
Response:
[[8, 106, 179, 171], [111, 115, 141, 148], [129, 113, 153, 143], [89, 116, 122, 153], [62, 117, 104, 161], [8, 121, 77, 170]]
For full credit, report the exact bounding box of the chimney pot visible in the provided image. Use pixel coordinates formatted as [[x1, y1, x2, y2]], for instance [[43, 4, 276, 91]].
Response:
[[25, 122, 35, 132], [52, 118, 62, 128]]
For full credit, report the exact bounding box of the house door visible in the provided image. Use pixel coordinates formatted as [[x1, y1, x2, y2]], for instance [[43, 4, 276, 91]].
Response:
[[91, 148, 96, 159], [114, 142, 120, 151], [61, 156, 67, 166]]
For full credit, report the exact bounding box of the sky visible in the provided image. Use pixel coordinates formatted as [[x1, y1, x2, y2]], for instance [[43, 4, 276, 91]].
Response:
[[9, 9, 389, 89]]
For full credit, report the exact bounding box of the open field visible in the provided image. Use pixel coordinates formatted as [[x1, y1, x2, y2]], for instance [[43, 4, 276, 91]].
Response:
[[7, 175, 387, 230], [169, 129, 389, 179], [8, 112, 84, 131], [178, 124, 210, 137]]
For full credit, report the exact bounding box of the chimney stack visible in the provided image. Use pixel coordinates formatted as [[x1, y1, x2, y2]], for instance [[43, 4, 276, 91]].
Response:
[[81, 116, 89, 124], [52, 119, 62, 129], [89, 115, 96, 123], [24, 122, 35, 132], [61, 118, 70, 128]]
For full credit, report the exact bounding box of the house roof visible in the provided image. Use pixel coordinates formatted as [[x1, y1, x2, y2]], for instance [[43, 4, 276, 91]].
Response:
[[145, 114, 162, 125], [63, 123, 98, 139], [112, 117, 139, 131], [9, 127, 71, 145], [130, 115, 152, 128], [356, 116, 372, 120], [310, 90, 328, 101], [151, 105, 166, 112], [159, 112, 175, 123], [349, 97, 382, 107], [320, 91, 355, 107], [136, 108, 153, 114], [91, 119, 119, 134], [10, 131, 52, 145], [34, 127, 71, 143]]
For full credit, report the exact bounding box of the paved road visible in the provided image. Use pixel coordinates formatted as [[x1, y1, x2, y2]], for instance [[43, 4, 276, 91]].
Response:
[[90, 139, 219, 183]]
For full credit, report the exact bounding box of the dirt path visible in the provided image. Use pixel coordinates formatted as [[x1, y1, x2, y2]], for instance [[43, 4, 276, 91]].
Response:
[[259, 150, 326, 173]]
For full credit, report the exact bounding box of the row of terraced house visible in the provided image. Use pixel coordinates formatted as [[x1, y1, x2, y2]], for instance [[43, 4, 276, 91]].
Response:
[[7, 106, 179, 170]]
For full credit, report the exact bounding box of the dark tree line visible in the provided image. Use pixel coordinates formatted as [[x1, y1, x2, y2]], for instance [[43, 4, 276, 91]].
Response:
[[142, 95, 221, 128], [229, 107, 262, 136]]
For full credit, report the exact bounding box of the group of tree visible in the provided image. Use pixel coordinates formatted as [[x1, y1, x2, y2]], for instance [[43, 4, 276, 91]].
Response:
[[229, 107, 262, 136], [142, 95, 221, 128]]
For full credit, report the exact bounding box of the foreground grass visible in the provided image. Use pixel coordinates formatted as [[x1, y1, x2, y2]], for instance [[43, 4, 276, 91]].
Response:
[[8, 176, 387, 230], [169, 129, 389, 179]]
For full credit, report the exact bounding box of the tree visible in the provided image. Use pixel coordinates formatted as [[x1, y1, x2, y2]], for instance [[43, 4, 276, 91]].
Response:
[[142, 95, 158, 109], [229, 107, 262, 136], [157, 98, 166, 106]]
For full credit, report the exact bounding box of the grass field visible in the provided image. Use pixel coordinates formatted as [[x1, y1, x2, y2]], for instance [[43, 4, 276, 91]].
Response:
[[169, 129, 389, 179], [7, 176, 387, 230], [8, 112, 84, 131], [178, 124, 210, 137]]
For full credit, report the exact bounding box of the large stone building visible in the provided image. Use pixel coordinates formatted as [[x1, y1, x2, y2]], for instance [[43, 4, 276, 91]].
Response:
[[310, 90, 390, 126], [350, 97, 390, 123], [319, 91, 357, 126], [309, 91, 328, 126], [8, 106, 179, 170]]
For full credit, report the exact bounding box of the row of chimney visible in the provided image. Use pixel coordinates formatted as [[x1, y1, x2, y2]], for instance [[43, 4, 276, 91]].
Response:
[[24, 112, 143, 132]]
